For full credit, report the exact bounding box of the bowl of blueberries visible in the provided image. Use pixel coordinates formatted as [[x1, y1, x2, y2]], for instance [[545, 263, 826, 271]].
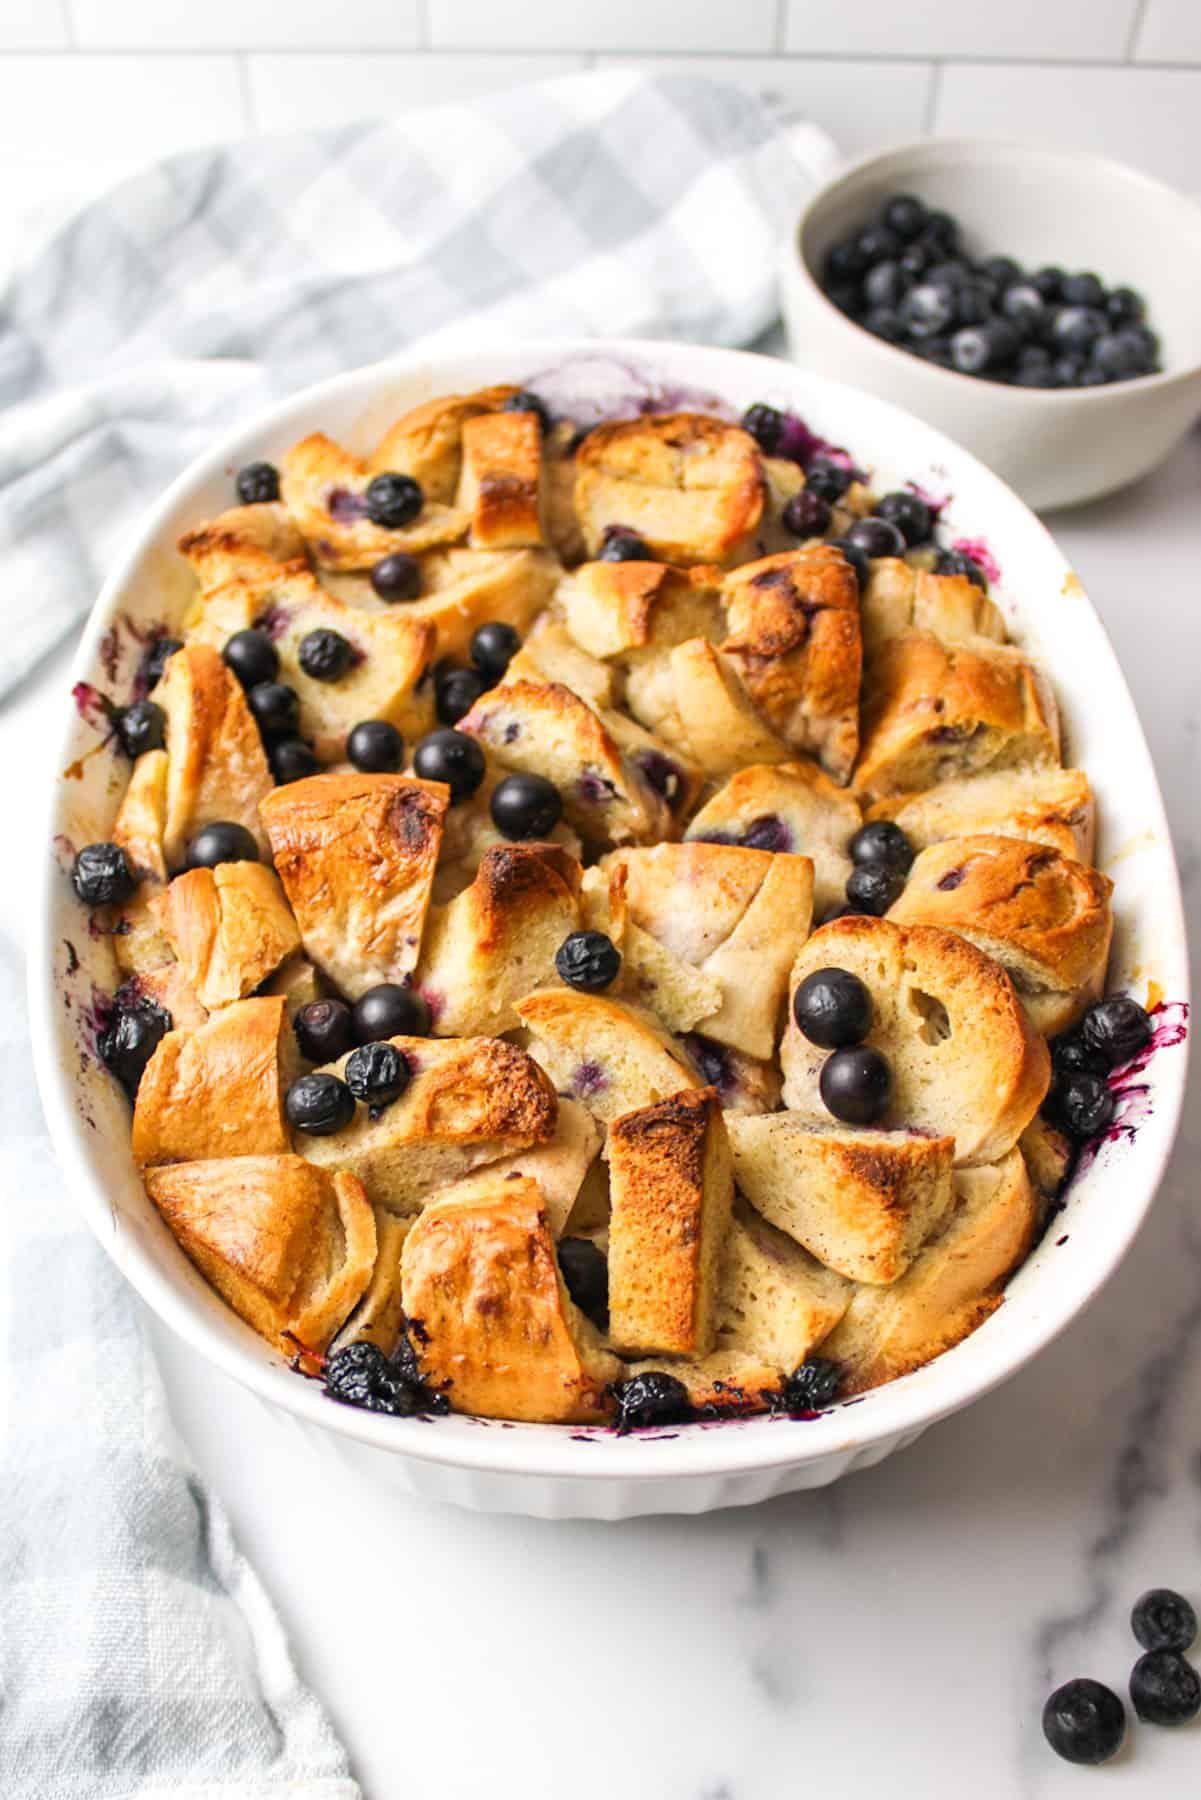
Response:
[[780, 137, 1201, 509]]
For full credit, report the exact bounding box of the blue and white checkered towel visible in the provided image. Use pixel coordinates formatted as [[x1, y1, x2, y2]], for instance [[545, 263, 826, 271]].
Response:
[[0, 70, 833, 1795]]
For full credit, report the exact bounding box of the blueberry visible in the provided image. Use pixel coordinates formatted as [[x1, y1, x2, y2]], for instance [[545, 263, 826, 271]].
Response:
[[857, 223, 902, 267], [804, 457, 852, 503], [555, 929, 621, 993], [793, 967, 872, 1049], [143, 635, 183, 690], [471, 621, 520, 681], [875, 490, 932, 547], [1130, 1650, 1201, 1726], [934, 548, 987, 590], [324, 1341, 444, 1417], [369, 553, 421, 601], [1078, 365, 1109, 388], [1043, 1069, 1115, 1139], [235, 461, 280, 505], [1031, 265, 1064, 301], [1015, 345, 1056, 387], [977, 255, 1021, 290], [901, 281, 956, 339], [951, 322, 1018, 376], [898, 243, 933, 281], [848, 819, 914, 873], [1042, 1678, 1126, 1765], [270, 737, 320, 785], [558, 1236, 609, 1331], [863, 259, 905, 311], [435, 666, 487, 726], [490, 772, 562, 840], [1051, 1030, 1108, 1077], [222, 627, 279, 690], [820, 1046, 893, 1125], [1081, 996, 1153, 1068], [825, 279, 862, 318], [1061, 271, 1105, 308], [347, 719, 403, 772], [919, 210, 959, 254], [824, 237, 870, 284], [352, 983, 431, 1043], [846, 516, 907, 560], [364, 472, 424, 529], [783, 489, 831, 539], [881, 194, 927, 241], [185, 821, 259, 869], [740, 403, 784, 454], [502, 389, 552, 434], [954, 281, 994, 328], [1051, 306, 1106, 355], [782, 1356, 842, 1412], [1000, 283, 1046, 330], [298, 628, 356, 682], [1105, 286, 1145, 327], [116, 698, 165, 759], [1132, 1588, 1197, 1654], [412, 727, 485, 801], [98, 997, 170, 1099], [345, 1040, 410, 1110], [1093, 331, 1149, 381], [863, 306, 906, 344], [846, 862, 904, 916], [912, 334, 954, 369], [830, 538, 868, 592], [247, 680, 300, 742], [285, 1072, 355, 1136], [73, 843, 136, 907], [611, 1371, 692, 1433], [598, 526, 653, 563], [293, 998, 354, 1064]]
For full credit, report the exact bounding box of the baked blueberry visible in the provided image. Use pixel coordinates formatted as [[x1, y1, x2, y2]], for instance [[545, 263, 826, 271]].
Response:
[[115, 699, 165, 759], [845, 516, 906, 560], [557, 1236, 609, 1330], [235, 461, 280, 505], [364, 472, 424, 529], [848, 819, 914, 874], [1051, 1030, 1108, 1077], [846, 862, 905, 916], [502, 389, 552, 435], [247, 680, 300, 742], [782, 1356, 842, 1413], [222, 627, 279, 690], [934, 547, 987, 590], [740, 403, 784, 454], [293, 998, 354, 1064], [1042, 1678, 1126, 1765], [185, 820, 259, 869], [412, 727, 486, 802], [875, 490, 932, 547], [555, 930, 621, 993], [819, 1045, 893, 1125], [345, 1040, 411, 1110], [435, 666, 487, 726], [1132, 1588, 1197, 1654], [1044, 1069, 1114, 1139], [1080, 996, 1153, 1069], [804, 457, 852, 504], [352, 983, 431, 1044], [346, 718, 403, 772], [1130, 1650, 1201, 1726], [72, 843, 135, 907], [98, 996, 170, 1099], [611, 1371, 692, 1433], [143, 635, 183, 690], [298, 628, 356, 682], [782, 489, 831, 539], [901, 281, 956, 339], [881, 193, 927, 240], [598, 526, 653, 563], [270, 737, 320, 785], [793, 967, 872, 1049], [829, 538, 868, 592], [324, 1341, 439, 1417], [470, 621, 520, 681], [369, 552, 421, 601], [285, 1072, 355, 1136], [490, 772, 563, 840]]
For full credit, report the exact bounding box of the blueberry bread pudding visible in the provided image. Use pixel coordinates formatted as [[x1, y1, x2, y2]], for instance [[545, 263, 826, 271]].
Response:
[[70, 384, 1157, 1429]]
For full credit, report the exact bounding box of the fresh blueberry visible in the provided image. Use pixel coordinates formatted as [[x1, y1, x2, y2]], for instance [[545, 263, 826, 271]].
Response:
[[1053, 354, 1085, 388], [369, 553, 421, 601], [934, 548, 987, 589], [555, 930, 621, 993], [185, 821, 259, 869], [804, 457, 853, 503], [470, 621, 521, 681], [247, 680, 300, 742], [352, 983, 431, 1044], [1078, 365, 1110, 388], [782, 1356, 842, 1412], [294, 998, 354, 1064], [824, 237, 871, 284], [364, 472, 424, 529], [951, 322, 1018, 376], [270, 737, 320, 785], [881, 194, 927, 241], [345, 1040, 411, 1110], [502, 389, 552, 435], [323, 1341, 438, 1417], [435, 666, 487, 726], [863, 306, 906, 344], [857, 224, 902, 266], [490, 772, 562, 840], [977, 254, 1021, 290], [875, 490, 932, 547], [1061, 271, 1105, 308], [848, 820, 915, 873], [222, 627, 279, 690], [845, 516, 906, 560], [954, 281, 994, 328], [1132, 1589, 1197, 1654], [235, 461, 280, 506], [783, 489, 832, 539], [898, 243, 933, 281], [557, 1236, 609, 1331], [285, 1072, 355, 1136], [98, 994, 170, 1099], [1105, 286, 1145, 327], [1051, 1030, 1109, 1077], [825, 279, 862, 318], [598, 526, 653, 563], [912, 334, 955, 369], [830, 538, 869, 592], [820, 1046, 893, 1125], [863, 259, 905, 311], [901, 281, 957, 339], [1080, 996, 1153, 1068], [740, 403, 784, 454], [1130, 1650, 1201, 1726], [1043, 1070, 1115, 1139], [346, 719, 404, 772], [793, 967, 872, 1049], [298, 628, 356, 682], [1015, 345, 1056, 387], [1031, 265, 1065, 301], [116, 699, 165, 759], [1000, 283, 1047, 330], [1094, 330, 1150, 380], [919, 210, 959, 254], [412, 727, 486, 802], [143, 635, 183, 690], [1042, 1678, 1126, 1765], [611, 1371, 692, 1433], [1051, 306, 1107, 356], [846, 862, 904, 915]]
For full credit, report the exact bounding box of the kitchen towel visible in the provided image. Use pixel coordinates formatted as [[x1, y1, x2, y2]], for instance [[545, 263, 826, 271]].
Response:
[[0, 69, 834, 1796]]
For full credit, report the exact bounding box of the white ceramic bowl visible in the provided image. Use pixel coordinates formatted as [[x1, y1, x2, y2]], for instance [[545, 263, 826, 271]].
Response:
[[779, 138, 1201, 511], [32, 338, 1190, 1519]]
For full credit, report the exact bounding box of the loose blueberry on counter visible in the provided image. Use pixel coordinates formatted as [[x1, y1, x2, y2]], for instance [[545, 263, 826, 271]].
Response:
[[598, 526, 653, 563], [558, 1236, 609, 1331], [933, 547, 987, 590], [345, 1040, 411, 1110], [1042, 1678, 1126, 1765], [98, 996, 170, 1099], [490, 771, 563, 840], [435, 666, 487, 726], [298, 627, 356, 682], [235, 461, 280, 506], [820, 1045, 893, 1126], [185, 821, 259, 870], [502, 389, 552, 435], [116, 699, 165, 759], [874, 490, 932, 547], [783, 489, 831, 539], [143, 635, 184, 690], [294, 998, 354, 1064], [412, 726, 486, 802], [1043, 1069, 1114, 1140], [470, 620, 520, 682], [793, 967, 873, 1049], [270, 737, 320, 785], [352, 983, 431, 1044], [846, 862, 905, 916], [248, 680, 300, 742], [364, 472, 424, 530], [1130, 1650, 1201, 1726], [611, 1371, 692, 1433], [803, 457, 852, 505], [881, 193, 926, 240], [848, 819, 914, 874], [369, 552, 421, 602], [782, 1356, 842, 1413], [324, 1341, 444, 1417], [1132, 1588, 1197, 1654], [346, 719, 404, 773], [285, 1071, 355, 1137], [223, 627, 279, 690], [556, 929, 621, 993], [740, 402, 784, 454], [1080, 995, 1153, 1068], [73, 842, 136, 908], [845, 515, 907, 561]]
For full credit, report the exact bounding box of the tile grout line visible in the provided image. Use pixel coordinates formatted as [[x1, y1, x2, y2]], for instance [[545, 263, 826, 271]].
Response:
[[59, 0, 77, 51], [1125, 0, 1151, 61], [773, 0, 787, 55], [1, 45, 1200, 69], [415, 0, 430, 53]]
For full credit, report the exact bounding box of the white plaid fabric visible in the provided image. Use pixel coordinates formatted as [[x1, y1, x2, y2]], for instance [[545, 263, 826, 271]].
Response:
[[0, 71, 833, 1796]]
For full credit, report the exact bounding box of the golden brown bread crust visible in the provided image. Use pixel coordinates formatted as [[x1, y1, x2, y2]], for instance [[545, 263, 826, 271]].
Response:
[[401, 1177, 620, 1422], [261, 772, 447, 997], [515, 988, 703, 1125], [574, 413, 766, 565], [685, 757, 862, 920], [156, 644, 274, 869], [560, 560, 725, 659], [866, 766, 1096, 865], [120, 962, 210, 1033], [133, 996, 291, 1166], [401, 546, 559, 664], [861, 558, 1006, 660], [281, 432, 468, 570], [178, 502, 307, 593], [607, 1087, 733, 1356], [150, 861, 301, 1010], [145, 1155, 375, 1354], [371, 385, 519, 503], [456, 408, 545, 549], [109, 749, 173, 974]]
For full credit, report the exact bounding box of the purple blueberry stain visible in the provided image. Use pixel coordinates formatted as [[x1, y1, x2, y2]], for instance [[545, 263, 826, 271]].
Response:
[[572, 1061, 608, 1100], [503, 721, 521, 745], [951, 535, 1001, 585], [936, 867, 965, 891], [576, 770, 617, 806], [740, 813, 794, 854], [634, 748, 683, 809], [683, 1034, 735, 1098], [252, 604, 291, 641], [327, 487, 368, 524]]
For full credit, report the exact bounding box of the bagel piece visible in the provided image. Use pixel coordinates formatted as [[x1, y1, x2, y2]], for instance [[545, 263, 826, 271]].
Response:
[[431, 765, 584, 903], [861, 558, 1006, 661], [685, 758, 862, 920], [573, 413, 766, 566], [558, 559, 725, 662], [428, 1097, 602, 1238], [109, 748, 173, 975], [1019, 1114, 1073, 1202], [150, 861, 301, 1011], [330, 1209, 414, 1358], [132, 995, 293, 1167], [866, 766, 1096, 866], [117, 963, 209, 1036], [504, 612, 618, 710], [392, 546, 559, 665], [515, 989, 703, 1127], [370, 384, 519, 503], [456, 407, 546, 550], [177, 501, 307, 594], [780, 915, 1050, 1166], [281, 432, 468, 570], [680, 1034, 783, 1117], [624, 637, 794, 779], [156, 643, 274, 868]]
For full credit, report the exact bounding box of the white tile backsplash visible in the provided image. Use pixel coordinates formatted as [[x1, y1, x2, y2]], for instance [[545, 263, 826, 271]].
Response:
[[68, 0, 421, 51], [0, 0, 70, 49], [0, 54, 246, 169], [785, 0, 1140, 63], [427, 0, 778, 55], [248, 52, 587, 134], [1135, 0, 1201, 64]]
